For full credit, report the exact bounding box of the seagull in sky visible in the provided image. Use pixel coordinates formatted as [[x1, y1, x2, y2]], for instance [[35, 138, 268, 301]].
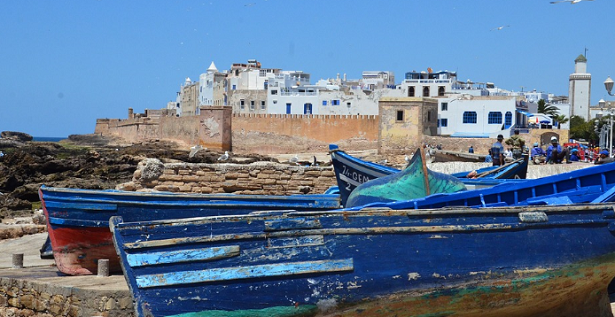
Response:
[[491, 25, 510, 31], [550, 0, 593, 4]]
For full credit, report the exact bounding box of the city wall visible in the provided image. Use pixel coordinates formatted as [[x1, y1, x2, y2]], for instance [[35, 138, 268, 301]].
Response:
[[231, 113, 380, 154], [118, 159, 338, 196]]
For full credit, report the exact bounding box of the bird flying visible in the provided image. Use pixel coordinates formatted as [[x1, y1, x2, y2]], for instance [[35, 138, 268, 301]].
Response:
[[550, 0, 593, 4], [490, 25, 510, 31]]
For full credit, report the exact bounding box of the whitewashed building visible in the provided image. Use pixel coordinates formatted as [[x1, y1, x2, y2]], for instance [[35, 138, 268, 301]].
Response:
[[437, 96, 521, 138]]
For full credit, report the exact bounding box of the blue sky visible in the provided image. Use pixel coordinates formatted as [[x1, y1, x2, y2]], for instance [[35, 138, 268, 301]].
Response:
[[1, 0, 614, 137]]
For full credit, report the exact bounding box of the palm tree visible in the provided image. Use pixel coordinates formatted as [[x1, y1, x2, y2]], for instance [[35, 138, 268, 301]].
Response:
[[537, 99, 560, 117], [553, 114, 569, 129]]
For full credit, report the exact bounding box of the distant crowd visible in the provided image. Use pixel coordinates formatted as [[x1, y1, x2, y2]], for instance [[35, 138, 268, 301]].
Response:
[[474, 131, 615, 166]]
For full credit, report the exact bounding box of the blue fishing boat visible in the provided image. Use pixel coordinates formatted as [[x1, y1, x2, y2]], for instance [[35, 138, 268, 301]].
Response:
[[345, 160, 614, 209], [110, 201, 615, 317], [38, 186, 340, 275], [329, 144, 528, 206]]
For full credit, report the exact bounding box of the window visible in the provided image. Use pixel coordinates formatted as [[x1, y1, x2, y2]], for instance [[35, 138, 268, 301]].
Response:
[[260, 101, 265, 110], [250, 100, 255, 110], [488, 112, 502, 124], [271, 90, 278, 95], [304, 103, 312, 114], [441, 102, 448, 111], [423, 86, 430, 97], [408, 86, 415, 97], [440, 118, 448, 127], [322, 100, 327, 106], [396, 110, 404, 121], [240, 99, 245, 109], [346, 102, 351, 107], [427, 110, 431, 121], [505, 111, 512, 127], [463, 111, 477, 124], [332, 100, 340, 106], [286, 103, 291, 114], [438, 86, 445, 96], [232, 84, 236, 90]]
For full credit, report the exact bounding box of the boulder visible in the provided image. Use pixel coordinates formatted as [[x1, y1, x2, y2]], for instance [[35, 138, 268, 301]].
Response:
[[0, 131, 33, 142]]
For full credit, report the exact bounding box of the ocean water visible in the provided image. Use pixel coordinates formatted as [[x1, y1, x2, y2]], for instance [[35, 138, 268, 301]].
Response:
[[33, 136, 66, 142]]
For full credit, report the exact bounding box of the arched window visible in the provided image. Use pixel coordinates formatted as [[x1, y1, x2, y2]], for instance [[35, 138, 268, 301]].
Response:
[[303, 103, 312, 114], [423, 86, 430, 97], [408, 86, 415, 97], [488, 112, 502, 124], [438, 86, 445, 96], [505, 111, 512, 128], [463, 111, 477, 124]]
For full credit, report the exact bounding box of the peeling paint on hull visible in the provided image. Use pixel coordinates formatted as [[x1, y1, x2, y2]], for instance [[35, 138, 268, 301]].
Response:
[[38, 186, 340, 275], [110, 204, 615, 317]]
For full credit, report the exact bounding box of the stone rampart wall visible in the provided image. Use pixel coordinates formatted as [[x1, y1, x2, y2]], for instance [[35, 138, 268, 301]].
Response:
[[119, 160, 338, 196], [0, 277, 133, 317]]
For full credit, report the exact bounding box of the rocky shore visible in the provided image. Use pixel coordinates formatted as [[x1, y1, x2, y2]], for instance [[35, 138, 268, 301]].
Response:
[[0, 132, 281, 221]]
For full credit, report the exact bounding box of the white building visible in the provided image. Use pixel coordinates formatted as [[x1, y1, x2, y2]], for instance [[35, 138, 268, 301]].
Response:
[[569, 54, 591, 121], [437, 96, 521, 138], [198, 61, 228, 107]]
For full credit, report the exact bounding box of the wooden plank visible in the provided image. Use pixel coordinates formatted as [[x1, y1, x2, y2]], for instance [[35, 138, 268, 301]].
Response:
[[135, 258, 354, 288], [126, 245, 240, 267]]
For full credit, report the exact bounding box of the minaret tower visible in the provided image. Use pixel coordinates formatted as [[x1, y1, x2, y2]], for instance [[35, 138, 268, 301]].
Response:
[[569, 54, 591, 121]]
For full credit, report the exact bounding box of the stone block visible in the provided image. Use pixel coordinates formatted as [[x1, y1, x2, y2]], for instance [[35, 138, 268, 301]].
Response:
[[182, 175, 199, 182], [19, 295, 33, 309], [320, 170, 335, 177], [118, 297, 133, 309], [224, 173, 241, 179], [7, 297, 20, 308], [178, 169, 191, 175], [304, 171, 322, 177], [160, 174, 183, 181], [249, 170, 260, 177], [178, 185, 192, 192]]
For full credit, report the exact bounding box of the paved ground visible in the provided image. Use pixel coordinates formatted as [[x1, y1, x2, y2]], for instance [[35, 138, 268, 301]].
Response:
[[0, 233, 128, 290]]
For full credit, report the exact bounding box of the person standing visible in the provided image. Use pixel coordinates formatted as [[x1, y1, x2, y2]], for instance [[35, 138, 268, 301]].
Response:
[[546, 136, 570, 164], [491, 134, 505, 166], [505, 129, 525, 160], [468, 146, 474, 153]]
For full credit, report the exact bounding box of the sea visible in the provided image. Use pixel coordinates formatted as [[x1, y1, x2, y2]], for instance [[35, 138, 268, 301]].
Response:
[[33, 136, 66, 142]]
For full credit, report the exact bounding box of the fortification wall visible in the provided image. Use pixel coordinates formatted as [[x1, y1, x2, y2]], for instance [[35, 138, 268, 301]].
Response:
[[119, 160, 338, 196], [231, 113, 380, 154]]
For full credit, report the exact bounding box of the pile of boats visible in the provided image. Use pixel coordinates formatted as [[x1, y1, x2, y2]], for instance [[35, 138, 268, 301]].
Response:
[[37, 144, 615, 317]]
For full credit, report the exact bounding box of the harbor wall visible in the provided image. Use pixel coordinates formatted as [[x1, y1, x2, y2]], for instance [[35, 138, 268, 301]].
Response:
[[118, 160, 338, 195]]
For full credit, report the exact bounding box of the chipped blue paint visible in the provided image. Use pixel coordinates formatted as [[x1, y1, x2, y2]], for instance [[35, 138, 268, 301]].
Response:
[[110, 202, 615, 317], [135, 258, 354, 288], [127, 246, 240, 267]]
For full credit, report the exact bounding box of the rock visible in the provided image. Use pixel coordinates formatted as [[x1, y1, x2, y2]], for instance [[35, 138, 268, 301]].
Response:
[[138, 158, 164, 182], [1, 131, 33, 142]]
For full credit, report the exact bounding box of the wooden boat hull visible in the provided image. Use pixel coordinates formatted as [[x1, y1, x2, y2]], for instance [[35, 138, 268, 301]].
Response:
[[110, 204, 615, 317], [38, 186, 340, 275], [329, 144, 527, 206], [345, 160, 615, 211]]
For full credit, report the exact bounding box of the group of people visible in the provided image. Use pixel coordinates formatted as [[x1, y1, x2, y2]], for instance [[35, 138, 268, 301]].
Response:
[[530, 139, 615, 165], [488, 130, 527, 166]]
